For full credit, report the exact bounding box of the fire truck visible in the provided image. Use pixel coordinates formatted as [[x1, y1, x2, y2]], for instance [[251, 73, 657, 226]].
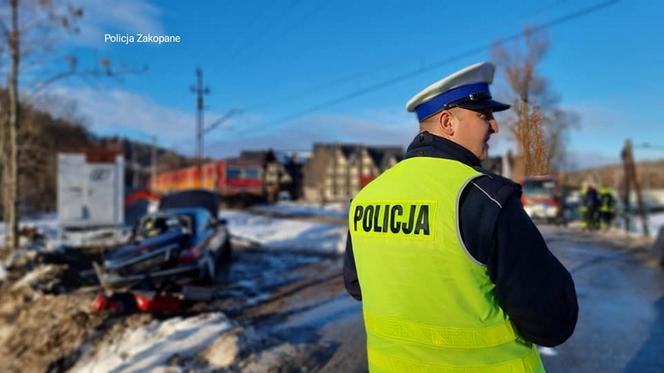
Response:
[[521, 175, 561, 222]]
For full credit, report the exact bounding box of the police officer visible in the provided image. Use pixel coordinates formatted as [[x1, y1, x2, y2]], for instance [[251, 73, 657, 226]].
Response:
[[344, 62, 578, 372]]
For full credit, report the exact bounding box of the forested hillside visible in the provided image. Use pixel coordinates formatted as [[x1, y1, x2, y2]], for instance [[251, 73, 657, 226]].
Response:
[[1, 100, 194, 214]]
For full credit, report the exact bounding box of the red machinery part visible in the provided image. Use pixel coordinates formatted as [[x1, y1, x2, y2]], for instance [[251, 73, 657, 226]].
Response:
[[133, 292, 183, 314]]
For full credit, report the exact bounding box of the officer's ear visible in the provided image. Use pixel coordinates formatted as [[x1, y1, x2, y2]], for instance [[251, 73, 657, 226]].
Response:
[[438, 110, 455, 136]]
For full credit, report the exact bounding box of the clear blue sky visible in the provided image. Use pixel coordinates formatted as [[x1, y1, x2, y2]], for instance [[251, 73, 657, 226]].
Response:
[[39, 0, 664, 169]]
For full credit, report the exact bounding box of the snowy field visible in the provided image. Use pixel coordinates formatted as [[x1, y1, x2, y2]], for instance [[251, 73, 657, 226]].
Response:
[[221, 209, 347, 255], [0, 213, 59, 281], [0, 212, 58, 245], [250, 201, 348, 218], [646, 211, 664, 236], [72, 313, 236, 372], [614, 211, 664, 238]]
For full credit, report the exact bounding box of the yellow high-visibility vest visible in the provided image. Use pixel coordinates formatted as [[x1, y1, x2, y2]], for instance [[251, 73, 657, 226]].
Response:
[[349, 157, 544, 372]]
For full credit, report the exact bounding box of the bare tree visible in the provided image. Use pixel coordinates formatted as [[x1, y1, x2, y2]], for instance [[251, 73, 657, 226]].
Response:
[[492, 29, 578, 177], [1, 0, 23, 252], [0, 0, 143, 251]]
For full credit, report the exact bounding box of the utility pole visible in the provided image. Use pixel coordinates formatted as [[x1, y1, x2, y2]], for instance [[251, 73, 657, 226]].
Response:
[[621, 139, 649, 236], [190, 67, 209, 186], [150, 135, 157, 191], [130, 141, 139, 190], [622, 144, 631, 233]]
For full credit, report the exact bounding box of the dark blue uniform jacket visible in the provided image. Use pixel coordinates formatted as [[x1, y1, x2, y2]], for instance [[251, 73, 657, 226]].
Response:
[[343, 131, 578, 347]]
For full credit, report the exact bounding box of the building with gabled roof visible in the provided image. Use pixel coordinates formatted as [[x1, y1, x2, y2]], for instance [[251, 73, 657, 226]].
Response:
[[303, 143, 403, 202]]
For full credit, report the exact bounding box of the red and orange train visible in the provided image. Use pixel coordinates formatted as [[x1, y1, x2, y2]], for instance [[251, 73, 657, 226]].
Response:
[[151, 160, 265, 200]]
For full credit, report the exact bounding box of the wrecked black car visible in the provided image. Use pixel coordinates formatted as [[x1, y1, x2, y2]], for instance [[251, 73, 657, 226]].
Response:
[[95, 190, 232, 289]]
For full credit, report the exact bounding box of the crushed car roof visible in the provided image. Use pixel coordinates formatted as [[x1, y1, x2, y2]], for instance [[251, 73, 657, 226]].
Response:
[[158, 190, 220, 218]]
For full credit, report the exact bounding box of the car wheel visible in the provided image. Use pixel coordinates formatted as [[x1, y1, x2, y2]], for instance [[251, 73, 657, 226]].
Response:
[[200, 253, 216, 284], [218, 238, 232, 263]]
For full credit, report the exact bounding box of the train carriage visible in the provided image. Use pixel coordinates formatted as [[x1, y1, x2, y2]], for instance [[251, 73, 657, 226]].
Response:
[[152, 160, 265, 203]]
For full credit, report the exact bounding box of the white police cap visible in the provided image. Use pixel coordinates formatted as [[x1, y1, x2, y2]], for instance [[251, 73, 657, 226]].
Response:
[[406, 62, 510, 121]]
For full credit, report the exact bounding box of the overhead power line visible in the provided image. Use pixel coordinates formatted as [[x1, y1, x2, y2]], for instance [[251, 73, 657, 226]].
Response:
[[239, 0, 620, 134], [224, 0, 302, 70], [204, 108, 242, 135], [250, 1, 564, 113], [223, 4, 275, 57], [254, 1, 330, 57]]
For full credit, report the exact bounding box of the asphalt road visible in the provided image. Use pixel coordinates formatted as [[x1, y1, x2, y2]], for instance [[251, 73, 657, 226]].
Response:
[[232, 225, 664, 372], [538, 226, 664, 373]]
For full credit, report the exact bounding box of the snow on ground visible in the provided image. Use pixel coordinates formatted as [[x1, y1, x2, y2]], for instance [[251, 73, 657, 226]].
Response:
[[250, 201, 348, 218], [614, 211, 664, 238], [72, 312, 235, 373], [221, 210, 347, 255], [647, 212, 664, 237], [0, 262, 6, 282], [0, 212, 59, 245]]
